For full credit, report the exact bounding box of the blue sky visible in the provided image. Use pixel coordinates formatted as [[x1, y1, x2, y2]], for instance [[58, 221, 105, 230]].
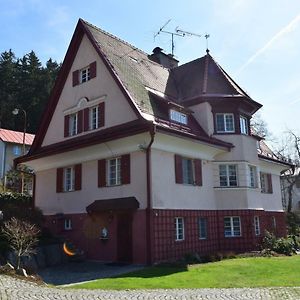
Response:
[[0, 0, 300, 140]]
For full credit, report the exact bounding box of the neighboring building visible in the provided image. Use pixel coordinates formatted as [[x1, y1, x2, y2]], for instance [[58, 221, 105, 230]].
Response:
[[16, 19, 291, 264], [0, 128, 35, 193]]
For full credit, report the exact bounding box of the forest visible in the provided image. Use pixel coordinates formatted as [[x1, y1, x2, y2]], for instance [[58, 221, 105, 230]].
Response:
[[0, 50, 60, 134]]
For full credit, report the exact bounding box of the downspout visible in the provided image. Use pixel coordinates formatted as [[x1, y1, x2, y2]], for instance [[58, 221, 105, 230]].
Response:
[[146, 124, 156, 265]]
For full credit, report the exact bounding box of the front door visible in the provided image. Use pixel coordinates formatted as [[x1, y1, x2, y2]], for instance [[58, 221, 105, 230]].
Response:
[[117, 213, 133, 263]]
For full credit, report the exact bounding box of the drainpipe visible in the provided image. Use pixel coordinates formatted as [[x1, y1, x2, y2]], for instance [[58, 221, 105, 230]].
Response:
[[146, 124, 156, 265]]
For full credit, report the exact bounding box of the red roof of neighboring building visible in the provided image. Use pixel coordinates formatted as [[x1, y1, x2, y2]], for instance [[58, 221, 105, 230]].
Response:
[[0, 128, 35, 145]]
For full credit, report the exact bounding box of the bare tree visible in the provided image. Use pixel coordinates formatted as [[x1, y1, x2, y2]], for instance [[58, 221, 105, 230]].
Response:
[[251, 112, 271, 139], [1, 217, 40, 269]]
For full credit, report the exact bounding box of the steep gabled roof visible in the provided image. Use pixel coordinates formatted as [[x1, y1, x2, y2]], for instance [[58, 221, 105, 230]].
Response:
[[0, 128, 35, 145]]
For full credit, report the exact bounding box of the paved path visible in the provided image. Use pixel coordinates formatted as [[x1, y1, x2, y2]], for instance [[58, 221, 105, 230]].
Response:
[[1, 275, 300, 300]]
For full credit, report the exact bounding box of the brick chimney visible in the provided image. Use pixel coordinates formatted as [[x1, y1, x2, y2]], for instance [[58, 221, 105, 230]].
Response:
[[148, 47, 179, 68]]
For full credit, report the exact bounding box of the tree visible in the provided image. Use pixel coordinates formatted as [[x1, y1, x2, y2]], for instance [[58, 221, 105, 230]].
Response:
[[250, 112, 271, 139], [1, 217, 39, 269]]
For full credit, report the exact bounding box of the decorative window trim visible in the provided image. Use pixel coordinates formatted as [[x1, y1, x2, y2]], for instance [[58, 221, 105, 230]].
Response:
[[175, 217, 185, 241], [254, 216, 260, 236], [199, 217, 207, 240], [219, 164, 238, 187], [169, 109, 188, 125], [224, 216, 241, 237], [215, 113, 235, 133]]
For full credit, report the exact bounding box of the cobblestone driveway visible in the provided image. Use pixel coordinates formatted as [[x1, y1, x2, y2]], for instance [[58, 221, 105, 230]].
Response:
[[1, 275, 300, 300]]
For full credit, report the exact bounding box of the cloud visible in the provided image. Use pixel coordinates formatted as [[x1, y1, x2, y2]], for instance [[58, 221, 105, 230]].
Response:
[[236, 13, 300, 74]]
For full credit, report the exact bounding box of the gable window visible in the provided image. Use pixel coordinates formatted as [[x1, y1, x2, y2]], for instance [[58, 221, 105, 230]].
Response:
[[56, 164, 82, 193], [107, 157, 121, 186], [254, 216, 260, 236], [199, 217, 207, 239], [80, 66, 90, 83], [98, 154, 131, 187], [64, 219, 72, 230], [224, 216, 241, 237], [175, 217, 184, 241], [90, 105, 99, 130], [260, 172, 273, 193], [170, 109, 188, 125], [216, 113, 235, 133], [69, 113, 78, 136], [174, 155, 202, 186], [72, 61, 97, 86], [219, 165, 238, 187], [248, 165, 257, 188], [240, 116, 248, 134]]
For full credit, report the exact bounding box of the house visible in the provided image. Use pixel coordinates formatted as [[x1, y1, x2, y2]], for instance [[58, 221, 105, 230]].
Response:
[[0, 128, 35, 193], [16, 19, 292, 264]]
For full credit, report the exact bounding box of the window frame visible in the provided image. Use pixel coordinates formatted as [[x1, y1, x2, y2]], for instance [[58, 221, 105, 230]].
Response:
[[90, 105, 99, 130], [175, 217, 185, 241], [170, 109, 188, 125], [240, 116, 248, 135], [69, 113, 78, 136], [182, 157, 195, 185], [107, 157, 122, 186], [248, 165, 257, 188], [224, 216, 241, 237], [215, 113, 235, 133], [199, 217, 207, 240], [63, 166, 75, 192], [219, 164, 238, 187], [254, 216, 260, 236], [64, 219, 72, 231], [260, 172, 273, 193], [80, 66, 91, 83]]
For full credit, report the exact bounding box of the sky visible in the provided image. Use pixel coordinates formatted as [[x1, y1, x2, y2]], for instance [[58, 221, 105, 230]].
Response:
[[0, 0, 300, 141]]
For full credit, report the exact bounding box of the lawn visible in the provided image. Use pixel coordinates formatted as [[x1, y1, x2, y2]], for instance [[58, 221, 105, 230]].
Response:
[[70, 256, 300, 290]]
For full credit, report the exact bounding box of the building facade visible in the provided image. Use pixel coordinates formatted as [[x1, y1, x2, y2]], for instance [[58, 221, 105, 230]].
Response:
[[17, 19, 290, 264]]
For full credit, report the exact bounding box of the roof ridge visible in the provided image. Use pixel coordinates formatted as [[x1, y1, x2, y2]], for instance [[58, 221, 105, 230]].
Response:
[[80, 19, 150, 57]]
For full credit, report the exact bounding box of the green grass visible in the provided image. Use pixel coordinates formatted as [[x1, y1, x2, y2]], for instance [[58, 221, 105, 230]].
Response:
[[70, 256, 300, 290]]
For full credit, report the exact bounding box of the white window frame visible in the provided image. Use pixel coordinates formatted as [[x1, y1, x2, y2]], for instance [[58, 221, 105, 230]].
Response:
[[64, 219, 72, 230], [107, 157, 121, 186], [69, 113, 78, 136], [175, 217, 185, 241], [216, 113, 235, 133], [64, 167, 75, 192], [219, 164, 238, 187], [90, 105, 99, 130], [182, 157, 195, 185], [224, 216, 241, 237], [248, 165, 257, 188], [240, 116, 248, 134], [170, 109, 188, 125], [80, 66, 91, 83], [199, 217, 207, 240], [254, 216, 260, 236]]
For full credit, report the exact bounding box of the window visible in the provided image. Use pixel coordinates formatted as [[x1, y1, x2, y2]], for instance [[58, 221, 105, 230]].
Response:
[[224, 217, 241, 237], [254, 216, 260, 236], [248, 165, 257, 188], [199, 217, 207, 239], [64, 219, 72, 230], [240, 116, 248, 134], [13, 145, 22, 155], [170, 109, 188, 125], [260, 172, 273, 193], [90, 106, 99, 130], [219, 165, 238, 187], [107, 157, 121, 186], [80, 66, 91, 83], [69, 113, 78, 136], [175, 217, 184, 241], [182, 158, 194, 184], [216, 113, 235, 133], [272, 216, 276, 230], [64, 167, 75, 192]]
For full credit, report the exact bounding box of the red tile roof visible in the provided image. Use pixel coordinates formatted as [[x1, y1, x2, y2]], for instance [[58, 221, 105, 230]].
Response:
[[0, 128, 35, 145]]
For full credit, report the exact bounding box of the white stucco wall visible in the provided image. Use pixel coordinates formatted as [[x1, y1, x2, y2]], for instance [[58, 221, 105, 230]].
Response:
[[42, 34, 137, 147]]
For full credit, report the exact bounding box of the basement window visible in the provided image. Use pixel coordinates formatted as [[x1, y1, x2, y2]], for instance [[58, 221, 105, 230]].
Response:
[[170, 109, 187, 125]]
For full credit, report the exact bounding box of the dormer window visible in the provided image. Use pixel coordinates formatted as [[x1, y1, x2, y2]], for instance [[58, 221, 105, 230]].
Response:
[[80, 66, 91, 83], [216, 113, 235, 133], [240, 116, 248, 135], [170, 109, 187, 125]]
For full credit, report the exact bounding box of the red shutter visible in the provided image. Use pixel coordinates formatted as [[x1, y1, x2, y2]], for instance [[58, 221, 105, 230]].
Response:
[[174, 154, 183, 184], [90, 61, 97, 78], [121, 154, 130, 184], [84, 108, 89, 131], [77, 110, 83, 134], [98, 102, 105, 128], [72, 70, 79, 86], [194, 159, 202, 186], [267, 174, 273, 193], [56, 168, 63, 193], [98, 159, 106, 187], [64, 115, 69, 137], [74, 164, 82, 191]]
